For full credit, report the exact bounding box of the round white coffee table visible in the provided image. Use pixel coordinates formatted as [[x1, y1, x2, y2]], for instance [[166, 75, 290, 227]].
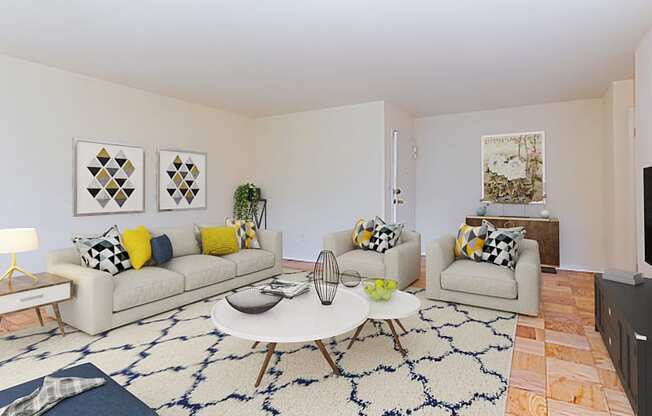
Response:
[[211, 288, 368, 387], [345, 288, 421, 355]]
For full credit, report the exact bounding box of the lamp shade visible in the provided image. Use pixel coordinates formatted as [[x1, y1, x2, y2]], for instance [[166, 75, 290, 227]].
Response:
[[0, 228, 39, 254]]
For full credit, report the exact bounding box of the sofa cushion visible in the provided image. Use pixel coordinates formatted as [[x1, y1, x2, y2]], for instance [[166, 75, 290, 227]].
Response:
[[164, 254, 236, 291], [150, 235, 173, 265], [336, 249, 385, 278], [222, 249, 275, 276], [455, 223, 488, 262], [441, 259, 517, 299], [201, 227, 239, 256], [149, 226, 200, 257], [113, 267, 184, 312], [73, 225, 132, 276], [225, 218, 261, 249], [368, 222, 403, 254]]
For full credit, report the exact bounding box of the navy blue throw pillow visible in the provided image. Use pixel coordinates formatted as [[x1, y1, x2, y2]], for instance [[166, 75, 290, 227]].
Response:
[[151, 234, 173, 265]]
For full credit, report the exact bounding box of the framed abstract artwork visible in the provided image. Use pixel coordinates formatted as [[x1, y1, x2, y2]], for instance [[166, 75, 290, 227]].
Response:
[[481, 131, 545, 204], [158, 149, 207, 211], [74, 139, 145, 216]]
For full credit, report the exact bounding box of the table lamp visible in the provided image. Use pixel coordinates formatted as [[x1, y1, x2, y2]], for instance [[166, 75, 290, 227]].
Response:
[[0, 228, 39, 282]]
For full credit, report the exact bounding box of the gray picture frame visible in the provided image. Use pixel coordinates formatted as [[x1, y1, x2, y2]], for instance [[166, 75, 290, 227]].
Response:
[[157, 148, 208, 212], [73, 138, 146, 216]]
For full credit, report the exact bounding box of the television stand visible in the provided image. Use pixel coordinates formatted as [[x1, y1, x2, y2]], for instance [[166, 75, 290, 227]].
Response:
[[595, 274, 650, 415]]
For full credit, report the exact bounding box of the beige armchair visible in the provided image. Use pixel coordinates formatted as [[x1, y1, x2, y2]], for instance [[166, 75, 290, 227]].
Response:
[[426, 235, 540, 316], [323, 230, 421, 290]]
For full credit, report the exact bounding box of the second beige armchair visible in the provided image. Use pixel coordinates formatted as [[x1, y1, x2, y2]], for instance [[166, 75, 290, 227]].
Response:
[[323, 229, 421, 290]]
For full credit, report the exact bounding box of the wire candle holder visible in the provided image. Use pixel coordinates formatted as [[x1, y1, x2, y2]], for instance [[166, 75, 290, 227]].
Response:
[[312, 250, 340, 305]]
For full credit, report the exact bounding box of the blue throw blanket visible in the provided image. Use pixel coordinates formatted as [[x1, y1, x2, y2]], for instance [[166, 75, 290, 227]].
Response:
[[0, 377, 105, 416]]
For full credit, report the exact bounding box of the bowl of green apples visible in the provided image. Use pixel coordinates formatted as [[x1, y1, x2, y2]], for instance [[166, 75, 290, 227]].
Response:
[[362, 278, 398, 302]]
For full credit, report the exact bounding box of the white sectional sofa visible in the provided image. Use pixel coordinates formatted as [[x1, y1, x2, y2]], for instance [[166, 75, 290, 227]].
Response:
[[47, 225, 283, 335]]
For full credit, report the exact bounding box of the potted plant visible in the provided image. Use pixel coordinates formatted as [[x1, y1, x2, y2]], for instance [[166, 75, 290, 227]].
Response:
[[233, 183, 261, 220]]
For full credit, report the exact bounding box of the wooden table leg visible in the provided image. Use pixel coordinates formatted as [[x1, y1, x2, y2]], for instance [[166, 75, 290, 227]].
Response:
[[251, 341, 259, 349], [255, 343, 276, 387], [314, 339, 341, 376], [385, 319, 406, 355], [394, 319, 407, 334], [35, 307, 44, 326], [52, 303, 65, 336], [347, 319, 368, 350]]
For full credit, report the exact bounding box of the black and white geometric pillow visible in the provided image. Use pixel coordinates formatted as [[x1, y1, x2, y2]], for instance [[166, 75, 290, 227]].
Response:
[[481, 230, 519, 269], [368, 223, 404, 254], [72, 225, 132, 275]]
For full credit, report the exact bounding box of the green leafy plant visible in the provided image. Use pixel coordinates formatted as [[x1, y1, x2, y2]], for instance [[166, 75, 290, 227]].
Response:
[[233, 183, 261, 220]]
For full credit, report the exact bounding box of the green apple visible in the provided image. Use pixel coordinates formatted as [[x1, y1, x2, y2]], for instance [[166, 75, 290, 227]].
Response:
[[386, 280, 397, 291]]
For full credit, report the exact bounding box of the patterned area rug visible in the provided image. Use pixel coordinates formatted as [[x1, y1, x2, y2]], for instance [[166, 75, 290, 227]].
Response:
[[0, 283, 516, 416]]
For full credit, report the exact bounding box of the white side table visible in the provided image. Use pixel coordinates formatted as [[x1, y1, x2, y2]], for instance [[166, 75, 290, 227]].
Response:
[[0, 273, 72, 336], [346, 288, 421, 355]]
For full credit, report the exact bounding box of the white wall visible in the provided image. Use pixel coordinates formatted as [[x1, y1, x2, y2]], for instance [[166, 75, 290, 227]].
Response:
[[635, 28, 652, 277], [0, 54, 254, 272], [602, 80, 636, 271], [415, 99, 606, 270], [384, 103, 416, 230], [253, 102, 385, 261]]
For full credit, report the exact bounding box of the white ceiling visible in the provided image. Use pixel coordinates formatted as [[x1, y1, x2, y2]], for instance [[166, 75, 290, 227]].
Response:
[[1, 1, 651, 117]]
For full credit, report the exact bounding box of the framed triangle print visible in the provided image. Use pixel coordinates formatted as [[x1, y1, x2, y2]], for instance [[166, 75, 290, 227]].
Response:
[[158, 149, 207, 211]]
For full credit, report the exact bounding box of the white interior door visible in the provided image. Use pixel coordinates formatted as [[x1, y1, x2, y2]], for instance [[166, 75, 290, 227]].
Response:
[[389, 129, 416, 229]]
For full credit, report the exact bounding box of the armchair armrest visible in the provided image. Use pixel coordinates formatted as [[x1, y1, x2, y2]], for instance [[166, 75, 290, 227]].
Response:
[[514, 239, 541, 316], [425, 234, 456, 299], [257, 230, 283, 271], [385, 233, 421, 290], [323, 230, 355, 257], [46, 262, 114, 335]]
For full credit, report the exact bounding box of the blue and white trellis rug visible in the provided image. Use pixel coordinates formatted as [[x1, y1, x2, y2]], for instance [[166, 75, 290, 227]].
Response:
[[0, 284, 516, 416]]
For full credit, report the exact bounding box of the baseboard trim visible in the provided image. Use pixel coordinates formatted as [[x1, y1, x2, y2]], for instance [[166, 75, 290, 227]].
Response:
[[283, 257, 315, 263]]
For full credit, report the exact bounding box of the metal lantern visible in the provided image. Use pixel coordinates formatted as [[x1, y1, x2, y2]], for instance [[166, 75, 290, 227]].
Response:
[[312, 250, 340, 305]]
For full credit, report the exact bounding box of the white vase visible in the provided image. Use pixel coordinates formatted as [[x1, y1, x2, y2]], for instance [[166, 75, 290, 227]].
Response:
[[540, 209, 550, 219]]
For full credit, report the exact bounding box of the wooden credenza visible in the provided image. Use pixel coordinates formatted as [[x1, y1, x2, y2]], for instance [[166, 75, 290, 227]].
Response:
[[466, 215, 560, 272]]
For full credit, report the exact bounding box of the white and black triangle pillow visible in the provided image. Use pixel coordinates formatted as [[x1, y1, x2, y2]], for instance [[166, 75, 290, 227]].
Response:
[[368, 223, 404, 254], [481, 230, 519, 269], [72, 225, 132, 275]]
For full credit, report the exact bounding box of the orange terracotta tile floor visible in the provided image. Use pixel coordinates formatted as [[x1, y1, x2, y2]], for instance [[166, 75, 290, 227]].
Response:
[[0, 259, 635, 416]]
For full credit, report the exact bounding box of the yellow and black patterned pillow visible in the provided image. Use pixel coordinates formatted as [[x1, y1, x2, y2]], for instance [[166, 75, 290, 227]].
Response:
[[225, 218, 261, 249], [352, 218, 376, 249], [454, 223, 488, 261]]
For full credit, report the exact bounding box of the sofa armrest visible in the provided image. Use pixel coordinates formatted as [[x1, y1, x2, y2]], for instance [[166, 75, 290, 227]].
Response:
[[323, 230, 355, 257], [514, 239, 541, 316], [46, 263, 114, 335], [385, 234, 421, 290], [425, 234, 456, 299], [257, 229, 283, 270]]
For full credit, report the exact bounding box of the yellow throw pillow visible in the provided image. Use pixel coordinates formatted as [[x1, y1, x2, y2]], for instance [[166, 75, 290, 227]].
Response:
[[352, 218, 375, 249], [122, 226, 152, 270], [454, 223, 487, 262], [201, 227, 240, 256], [225, 218, 261, 249]]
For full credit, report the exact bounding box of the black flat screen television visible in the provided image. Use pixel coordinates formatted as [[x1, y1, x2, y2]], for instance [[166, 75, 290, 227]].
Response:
[[645, 166, 652, 266]]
